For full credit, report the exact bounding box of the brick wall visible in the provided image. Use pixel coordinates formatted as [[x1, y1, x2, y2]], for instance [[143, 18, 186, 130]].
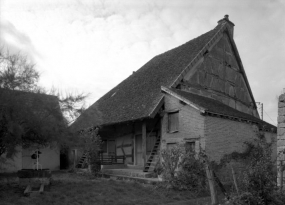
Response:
[[277, 93, 285, 186], [205, 116, 259, 162], [205, 116, 276, 182], [161, 94, 205, 150]]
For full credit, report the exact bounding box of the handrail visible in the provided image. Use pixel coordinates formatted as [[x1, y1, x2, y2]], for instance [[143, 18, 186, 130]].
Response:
[[146, 136, 161, 163], [97, 154, 126, 165]]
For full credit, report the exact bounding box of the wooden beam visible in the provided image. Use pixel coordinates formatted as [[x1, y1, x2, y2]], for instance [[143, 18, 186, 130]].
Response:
[[39, 184, 45, 194], [24, 185, 31, 196], [205, 163, 218, 205], [116, 144, 132, 148], [142, 121, 147, 166], [231, 166, 239, 196]]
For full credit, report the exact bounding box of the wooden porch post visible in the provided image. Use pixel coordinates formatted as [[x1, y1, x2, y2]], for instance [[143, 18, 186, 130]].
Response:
[[142, 121, 147, 166]]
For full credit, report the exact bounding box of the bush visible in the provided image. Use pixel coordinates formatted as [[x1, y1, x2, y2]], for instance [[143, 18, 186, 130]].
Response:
[[223, 133, 285, 205], [176, 151, 207, 193], [160, 144, 184, 180], [80, 127, 102, 177], [160, 144, 207, 193]]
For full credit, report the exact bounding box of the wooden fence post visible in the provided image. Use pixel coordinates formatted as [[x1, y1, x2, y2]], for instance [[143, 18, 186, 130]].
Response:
[[231, 166, 239, 196], [205, 163, 218, 205]]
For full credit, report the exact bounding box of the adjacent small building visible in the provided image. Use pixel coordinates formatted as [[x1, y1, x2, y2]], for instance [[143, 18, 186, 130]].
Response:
[[70, 15, 276, 173], [0, 89, 62, 172]]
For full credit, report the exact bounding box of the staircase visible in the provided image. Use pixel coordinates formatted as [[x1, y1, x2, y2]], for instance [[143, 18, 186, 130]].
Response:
[[143, 136, 161, 172], [76, 151, 89, 168]]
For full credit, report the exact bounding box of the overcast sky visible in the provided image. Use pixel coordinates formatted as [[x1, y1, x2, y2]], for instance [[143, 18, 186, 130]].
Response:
[[1, 0, 284, 125]]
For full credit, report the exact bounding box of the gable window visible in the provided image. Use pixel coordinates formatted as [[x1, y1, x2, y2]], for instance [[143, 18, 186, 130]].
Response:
[[168, 111, 179, 133]]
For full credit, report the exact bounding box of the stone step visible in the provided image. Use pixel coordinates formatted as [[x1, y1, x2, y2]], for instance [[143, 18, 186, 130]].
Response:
[[102, 169, 156, 178], [102, 174, 160, 184]]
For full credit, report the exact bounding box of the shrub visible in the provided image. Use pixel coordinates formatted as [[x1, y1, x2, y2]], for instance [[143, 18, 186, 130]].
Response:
[[222, 133, 285, 205], [154, 162, 164, 175], [160, 144, 184, 180], [159, 143, 207, 193], [176, 151, 207, 193], [80, 127, 102, 177]]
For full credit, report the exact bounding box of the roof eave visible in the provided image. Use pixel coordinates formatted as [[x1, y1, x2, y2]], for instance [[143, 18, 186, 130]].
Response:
[[161, 86, 206, 113], [148, 96, 164, 118]]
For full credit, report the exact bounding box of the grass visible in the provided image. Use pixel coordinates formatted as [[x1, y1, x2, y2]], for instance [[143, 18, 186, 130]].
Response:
[[0, 172, 217, 205]]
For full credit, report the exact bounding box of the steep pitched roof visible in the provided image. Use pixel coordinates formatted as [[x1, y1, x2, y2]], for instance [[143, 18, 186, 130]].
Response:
[[0, 88, 63, 123], [163, 87, 276, 132], [70, 23, 228, 131]]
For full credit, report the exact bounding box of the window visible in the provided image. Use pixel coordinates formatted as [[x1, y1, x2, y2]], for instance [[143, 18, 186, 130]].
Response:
[[168, 111, 179, 133], [185, 142, 195, 153]]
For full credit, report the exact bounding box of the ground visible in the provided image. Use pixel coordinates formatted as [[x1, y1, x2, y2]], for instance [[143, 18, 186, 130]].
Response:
[[0, 171, 224, 205]]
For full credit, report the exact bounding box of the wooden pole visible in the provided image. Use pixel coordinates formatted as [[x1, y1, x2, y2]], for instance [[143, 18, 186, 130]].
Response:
[[231, 166, 239, 196], [205, 163, 218, 205], [213, 171, 229, 200], [24, 185, 31, 196]]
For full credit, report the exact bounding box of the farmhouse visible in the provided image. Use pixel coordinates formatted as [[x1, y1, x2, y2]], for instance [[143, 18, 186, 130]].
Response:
[[0, 89, 62, 172], [70, 15, 276, 173]]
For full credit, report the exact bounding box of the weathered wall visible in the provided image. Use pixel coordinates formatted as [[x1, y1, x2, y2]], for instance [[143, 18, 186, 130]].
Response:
[[205, 116, 276, 182], [22, 145, 60, 170], [1, 145, 60, 172], [264, 131, 277, 161], [277, 93, 285, 186], [181, 32, 259, 118], [161, 94, 205, 151], [205, 116, 259, 162]]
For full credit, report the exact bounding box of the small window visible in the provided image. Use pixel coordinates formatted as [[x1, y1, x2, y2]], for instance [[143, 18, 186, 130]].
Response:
[[168, 111, 179, 133], [185, 142, 195, 153]]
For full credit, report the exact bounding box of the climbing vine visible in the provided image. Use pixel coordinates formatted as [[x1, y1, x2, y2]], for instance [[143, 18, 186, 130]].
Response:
[[216, 133, 285, 205]]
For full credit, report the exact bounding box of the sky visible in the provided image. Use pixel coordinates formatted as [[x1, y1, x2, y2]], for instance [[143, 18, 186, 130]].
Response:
[[0, 0, 284, 126]]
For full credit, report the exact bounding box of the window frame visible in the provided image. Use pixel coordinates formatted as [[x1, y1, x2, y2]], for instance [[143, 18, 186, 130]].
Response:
[[167, 111, 179, 133]]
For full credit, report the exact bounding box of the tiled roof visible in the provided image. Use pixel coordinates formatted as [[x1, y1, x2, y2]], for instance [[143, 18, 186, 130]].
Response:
[[167, 88, 276, 132], [70, 24, 225, 131], [0, 88, 63, 123]]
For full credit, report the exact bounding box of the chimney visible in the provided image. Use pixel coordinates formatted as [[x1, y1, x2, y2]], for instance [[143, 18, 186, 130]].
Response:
[[218, 14, 235, 38]]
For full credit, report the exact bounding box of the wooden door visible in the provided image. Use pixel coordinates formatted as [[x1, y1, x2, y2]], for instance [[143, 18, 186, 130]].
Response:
[[108, 140, 116, 156], [135, 134, 143, 166]]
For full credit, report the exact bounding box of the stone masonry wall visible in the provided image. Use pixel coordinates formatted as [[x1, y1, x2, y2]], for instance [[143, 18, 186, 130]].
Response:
[[277, 93, 285, 186]]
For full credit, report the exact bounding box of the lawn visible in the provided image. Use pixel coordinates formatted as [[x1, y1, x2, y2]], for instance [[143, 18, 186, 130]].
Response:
[[0, 172, 216, 205]]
